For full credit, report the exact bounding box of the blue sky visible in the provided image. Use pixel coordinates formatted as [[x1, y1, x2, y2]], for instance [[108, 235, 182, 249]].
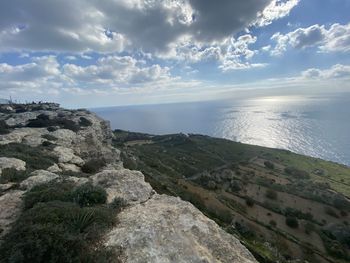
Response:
[[0, 0, 349, 107]]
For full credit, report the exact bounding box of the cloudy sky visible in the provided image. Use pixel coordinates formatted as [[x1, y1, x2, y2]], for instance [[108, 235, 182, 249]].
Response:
[[0, 0, 349, 107]]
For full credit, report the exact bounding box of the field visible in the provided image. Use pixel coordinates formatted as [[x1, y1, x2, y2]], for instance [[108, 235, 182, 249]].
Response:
[[114, 131, 350, 263]]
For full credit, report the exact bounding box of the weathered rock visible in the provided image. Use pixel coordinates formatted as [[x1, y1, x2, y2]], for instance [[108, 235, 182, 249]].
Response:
[[105, 194, 257, 263], [53, 146, 84, 165], [0, 157, 26, 172], [59, 163, 81, 172], [0, 183, 15, 193], [47, 163, 62, 173], [92, 169, 153, 204], [5, 112, 39, 126], [0, 190, 24, 240], [65, 176, 89, 185], [20, 170, 59, 190], [0, 128, 47, 146]]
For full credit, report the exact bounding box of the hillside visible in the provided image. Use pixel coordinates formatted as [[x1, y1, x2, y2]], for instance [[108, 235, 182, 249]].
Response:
[[115, 130, 350, 263], [0, 103, 257, 263]]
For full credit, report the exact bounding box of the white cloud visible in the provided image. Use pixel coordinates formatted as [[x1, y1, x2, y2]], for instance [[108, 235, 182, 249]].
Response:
[[255, 0, 299, 27], [302, 64, 350, 80], [271, 23, 350, 55]]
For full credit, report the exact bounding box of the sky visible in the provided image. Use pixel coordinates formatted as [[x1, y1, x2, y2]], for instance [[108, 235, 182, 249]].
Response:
[[0, 0, 349, 108]]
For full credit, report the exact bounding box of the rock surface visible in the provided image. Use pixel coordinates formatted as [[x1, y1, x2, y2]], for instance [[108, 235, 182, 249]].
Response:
[[0, 157, 26, 174], [20, 170, 59, 190], [92, 169, 154, 204], [105, 194, 257, 263]]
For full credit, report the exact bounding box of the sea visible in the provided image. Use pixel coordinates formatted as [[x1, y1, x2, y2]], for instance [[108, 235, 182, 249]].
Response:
[[92, 92, 350, 166]]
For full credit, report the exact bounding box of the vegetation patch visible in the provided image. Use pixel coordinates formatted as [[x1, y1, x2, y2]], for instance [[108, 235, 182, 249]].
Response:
[[26, 114, 81, 132], [0, 120, 11, 135], [0, 143, 57, 171], [81, 158, 107, 174], [1, 180, 122, 263]]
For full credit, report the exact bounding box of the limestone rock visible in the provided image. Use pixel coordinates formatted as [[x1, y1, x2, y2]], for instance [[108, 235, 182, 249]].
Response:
[[92, 169, 153, 204], [105, 194, 257, 263], [20, 170, 59, 190], [59, 163, 81, 172], [5, 112, 39, 127], [53, 146, 84, 165], [0, 183, 15, 193], [0, 128, 47, 146], [0, 190, 24, 240], [47, 163, 62, 173], [65, 176, 89, 186], [0, 157, 26, 172]]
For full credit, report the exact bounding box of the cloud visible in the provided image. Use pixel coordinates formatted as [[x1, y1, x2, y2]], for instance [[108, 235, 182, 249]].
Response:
[[0, 0, 298, 55], [302, 64, 350, 80], [255, 0, 299, 27], [271, 23, 350, 55], [0, 55, 176, 98], [63, 56, 173, 86]]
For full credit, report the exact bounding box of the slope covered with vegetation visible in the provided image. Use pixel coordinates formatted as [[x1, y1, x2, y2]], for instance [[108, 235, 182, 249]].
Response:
[[115, 130, 350, 263]]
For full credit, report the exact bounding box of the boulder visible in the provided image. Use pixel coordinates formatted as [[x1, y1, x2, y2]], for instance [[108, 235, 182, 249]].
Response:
[[0, 157, 26, 172], [53, 146, 84, 165], [92, 169, 153, 204], [20, 170, 59, 190], [105, 194, 257, 263], [59, 163, 81, 173]]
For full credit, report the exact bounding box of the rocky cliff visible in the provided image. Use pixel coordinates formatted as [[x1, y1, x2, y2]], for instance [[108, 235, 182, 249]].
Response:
[[0, 103, 257, 263]]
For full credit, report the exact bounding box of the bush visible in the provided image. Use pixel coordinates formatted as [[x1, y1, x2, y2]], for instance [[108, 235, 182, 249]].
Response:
[[284, 167, 310, 179], [269, 220, 277, 227], [110, 197, 128, 212], [325, 207, 339, 218], [79, 117, 92, 127], [264, 161, 274, 169], [27, 116, 80, 132], [24, 180, 75, 210], [0, 143, 57, 171], [81, 158, 106, 174], [0, 201, 118, 263], [265, 189, 278, 200], [72, 183, 107, 207], [0, 168, 29, 184], [0, 120, 11, 135], [245, 197, 255, 207], [285, 216, 299, 228]]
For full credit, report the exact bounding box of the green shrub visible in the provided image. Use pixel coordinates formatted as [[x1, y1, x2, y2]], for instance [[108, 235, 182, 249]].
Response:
[[27, 116, 80, 132], [284, 167, 310, 179], [0, 168, 29, 184], [42, 134, 58, 141], [245, 197, 255, 207], [264, 161, 274, 169], [325, 207, 339, 218], [110, 197, 128, 212], [269, 220, 277, 227], [285, 216, 299, 228], [24, 180, 75, 210], [0, 120, 11, 135], [0, 143, 57, 171], [72, 183, 107, 207], [0, 201, 118, 263], [81, 158, 106, 174], [79, 117, 92, 127], [265, 189, 278, 200]]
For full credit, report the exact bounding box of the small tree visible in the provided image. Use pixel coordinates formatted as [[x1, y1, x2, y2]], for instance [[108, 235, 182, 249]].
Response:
[[286, 216, 299, 228]]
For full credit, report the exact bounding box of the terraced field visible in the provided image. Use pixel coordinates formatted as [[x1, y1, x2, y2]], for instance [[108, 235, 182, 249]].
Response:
[[114, 131, 350, 263]]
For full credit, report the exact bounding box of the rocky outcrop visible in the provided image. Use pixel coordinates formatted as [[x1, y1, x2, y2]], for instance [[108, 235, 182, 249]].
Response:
[[0, 103, 257, 262], [0, 157, 26, 173], [105, 194, 257, 263], [92, 169, 154, 204], [20, 170, 59, 190]]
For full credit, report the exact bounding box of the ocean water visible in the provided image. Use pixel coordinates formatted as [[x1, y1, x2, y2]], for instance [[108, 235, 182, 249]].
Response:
[[92, 93, 350, 166]]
